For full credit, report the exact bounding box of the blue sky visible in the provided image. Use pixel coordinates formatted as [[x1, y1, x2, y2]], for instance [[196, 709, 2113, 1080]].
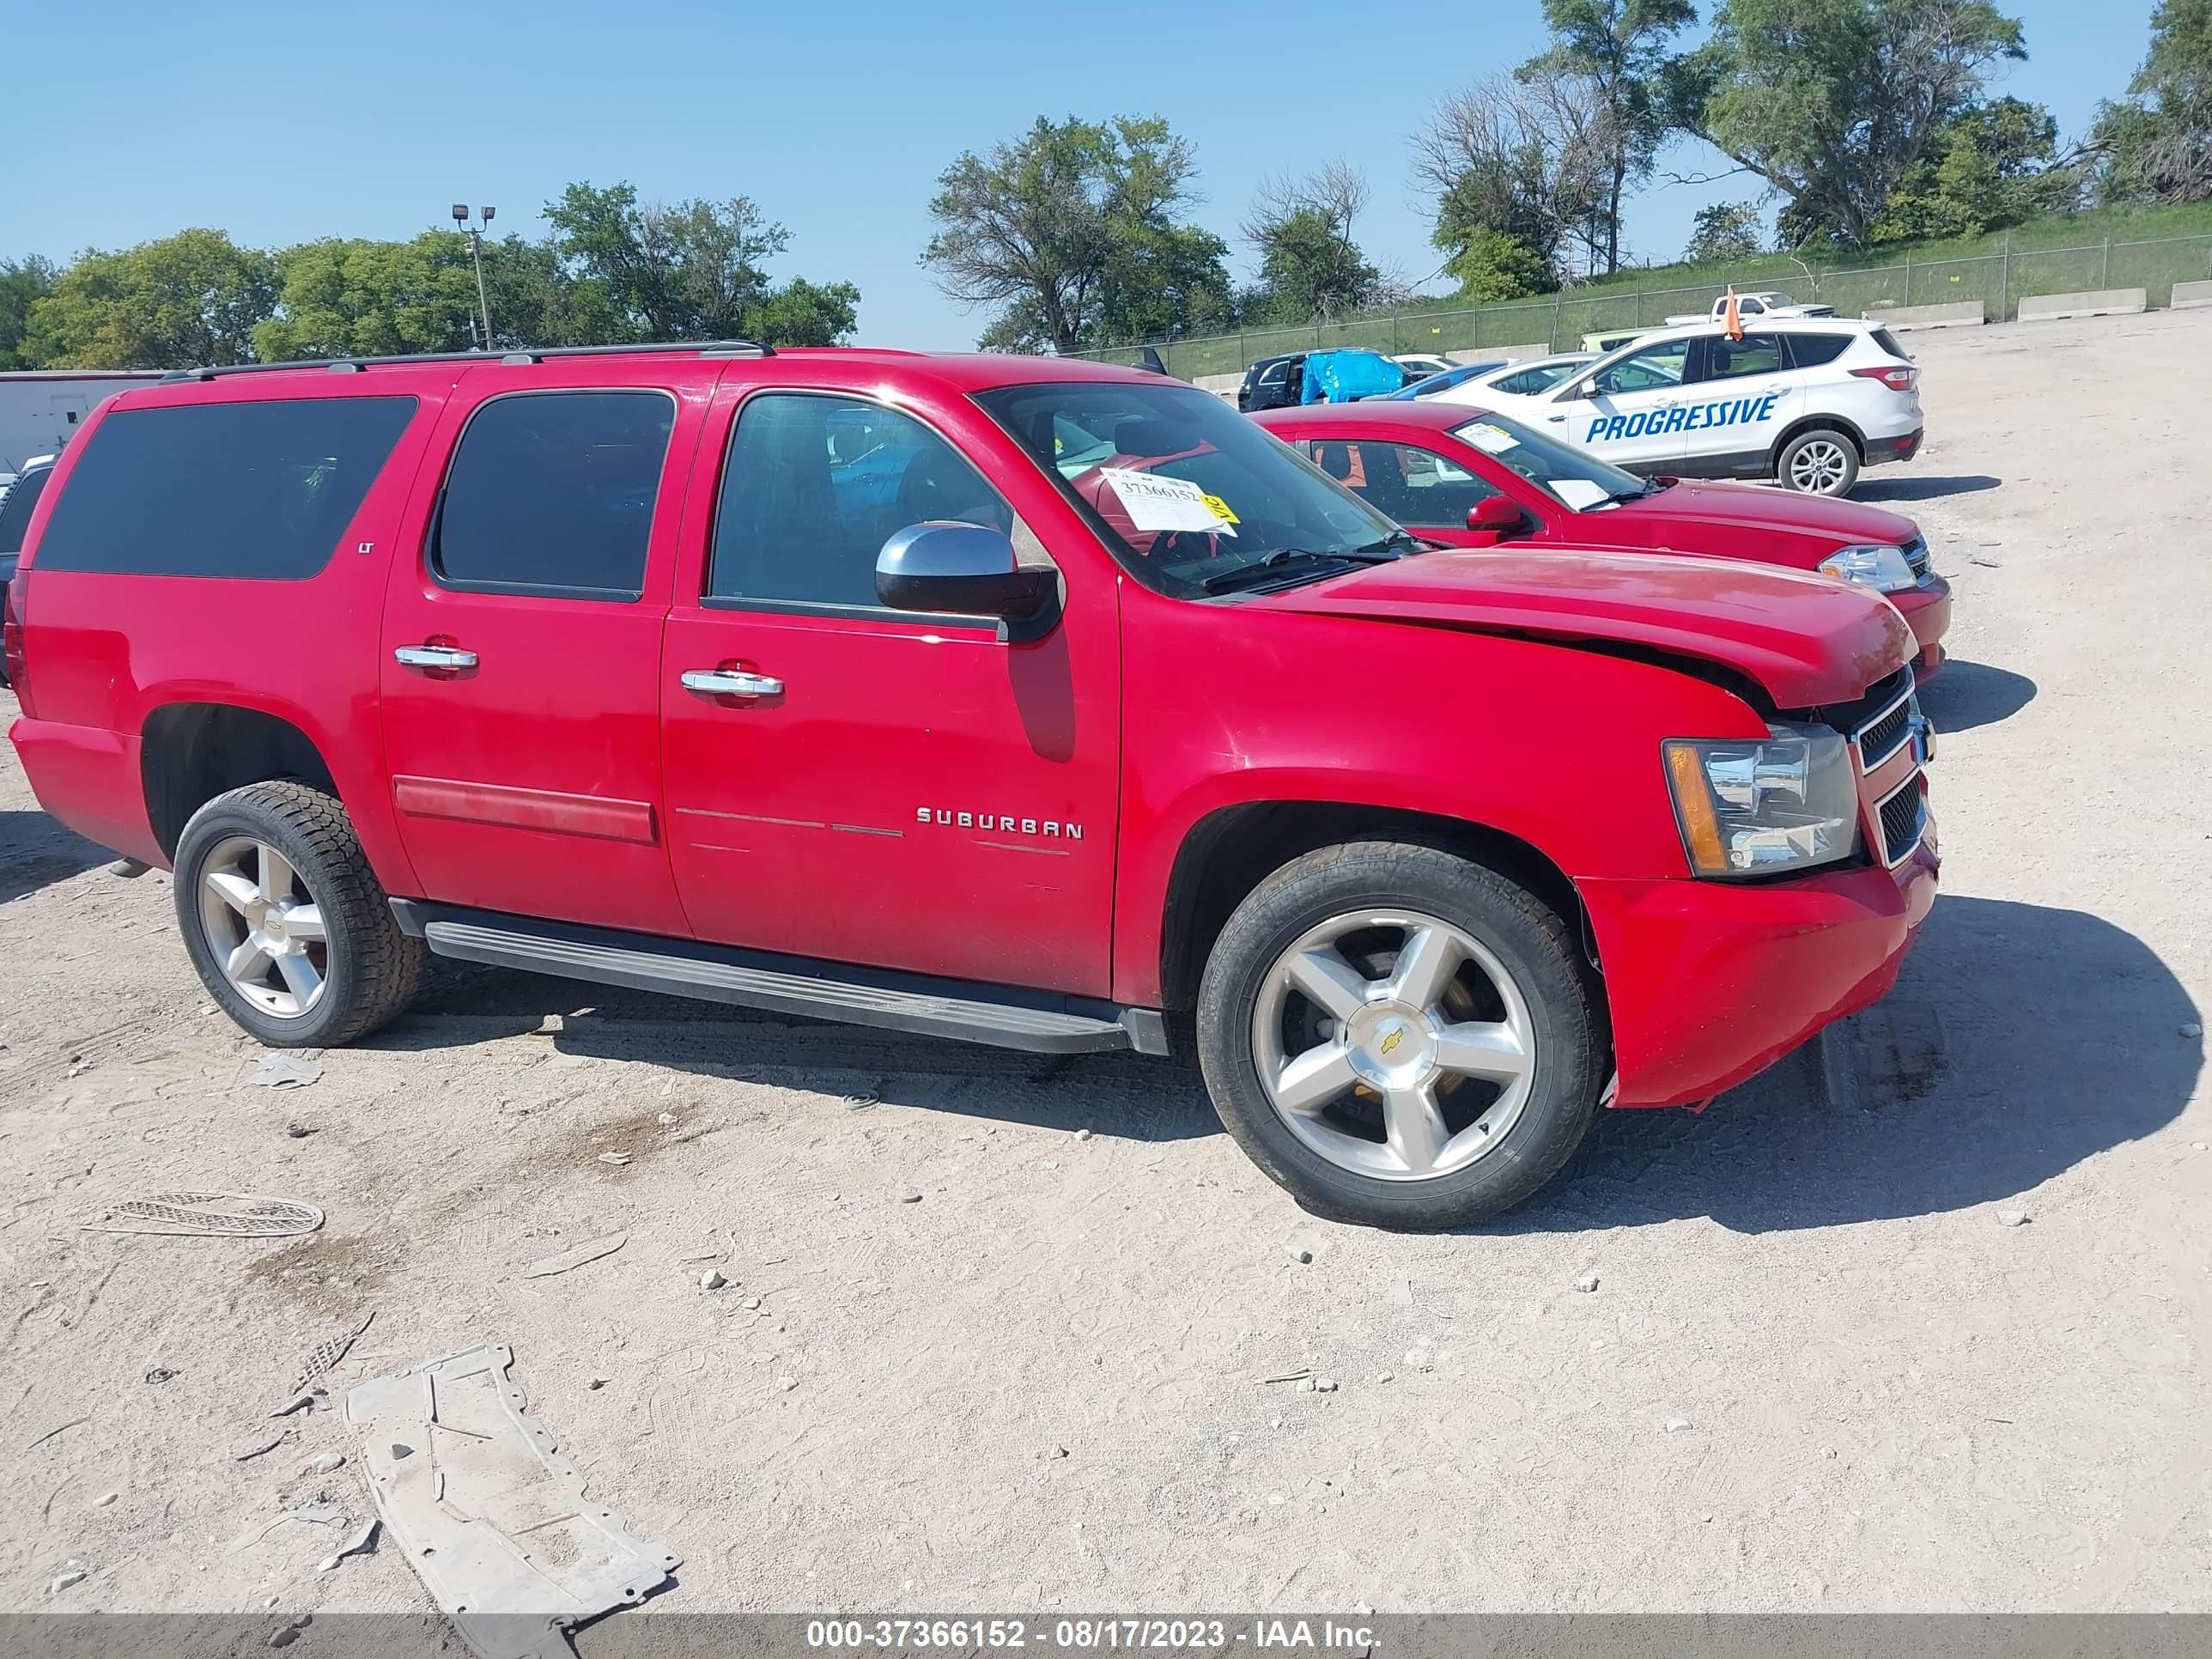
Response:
[[8, 0, 2159, 349]]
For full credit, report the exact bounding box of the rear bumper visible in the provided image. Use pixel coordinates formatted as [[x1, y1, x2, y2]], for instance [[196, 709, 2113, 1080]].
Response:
[[1864, 425, 1924, 466], [1581, 832, 1939, 1109], [8, 715, 162, 866]]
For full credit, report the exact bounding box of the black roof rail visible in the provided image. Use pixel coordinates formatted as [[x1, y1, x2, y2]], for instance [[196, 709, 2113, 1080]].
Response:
[[158, 338, 776, 383]]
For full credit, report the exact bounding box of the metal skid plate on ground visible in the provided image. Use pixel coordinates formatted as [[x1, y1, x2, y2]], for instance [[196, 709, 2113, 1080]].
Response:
[[346, 1344, 680, 1659]]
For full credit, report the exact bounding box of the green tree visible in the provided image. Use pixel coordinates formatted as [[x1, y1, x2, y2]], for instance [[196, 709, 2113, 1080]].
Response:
[[921, 115, 1229, 352], [1240, 162, 1385, 322], [545, 182, 859, 345], [252, 232, 484, 361], [25, 230, 276, 368], [1669, 0, 2029, 247], [0, 256, 57, 369], [1872, 96, 2068, 241], [1520, 0, 1698, 275], [1682, 200, 1767, 262], [1440, 226, 1554, 301], [1413, 72, 1603, 289], [2093, 0, 2212, 203]]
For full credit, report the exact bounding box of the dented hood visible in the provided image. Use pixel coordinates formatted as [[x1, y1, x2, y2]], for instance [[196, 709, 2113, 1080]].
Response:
[[1248, 546, 1913, 708]]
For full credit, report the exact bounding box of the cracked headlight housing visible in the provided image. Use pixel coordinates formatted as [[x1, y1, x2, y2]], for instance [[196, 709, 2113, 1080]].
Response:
[[1818, 542, 1917, 592], [1664, 722, 1860, 878]]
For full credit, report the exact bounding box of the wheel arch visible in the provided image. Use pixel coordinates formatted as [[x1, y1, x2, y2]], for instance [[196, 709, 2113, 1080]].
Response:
[[1770, 412, 1867, 469], [1156, 799, 1598, 1016], [140, 702, 341, 861]]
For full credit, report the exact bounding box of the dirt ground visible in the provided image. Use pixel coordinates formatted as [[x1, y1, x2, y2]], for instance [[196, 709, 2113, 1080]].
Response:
[[2, 311, 2207, 1626]]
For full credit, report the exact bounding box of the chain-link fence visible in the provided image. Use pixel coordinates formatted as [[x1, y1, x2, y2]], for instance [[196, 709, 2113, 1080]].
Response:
[[1082, 234, 2212, 381]]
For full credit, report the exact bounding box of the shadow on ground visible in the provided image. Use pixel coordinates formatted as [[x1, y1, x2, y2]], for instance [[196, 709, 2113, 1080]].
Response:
[[1854, 474, 2002, 503], [0, 808, 107, 905], [1919, 659, 2038, 734], [1505, 893, 2198, 1234]]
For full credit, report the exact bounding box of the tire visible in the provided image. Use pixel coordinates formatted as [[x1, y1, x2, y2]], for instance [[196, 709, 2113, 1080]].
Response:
[[173, 781, 427, 1048], [1195, 842, 1607, 1231], [1777, 427, 1860, 496]]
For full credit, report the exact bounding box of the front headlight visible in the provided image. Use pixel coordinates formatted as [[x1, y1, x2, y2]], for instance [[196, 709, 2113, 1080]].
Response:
[[1818, 543, 1917, 592], [1663, 722, 1860, 878]]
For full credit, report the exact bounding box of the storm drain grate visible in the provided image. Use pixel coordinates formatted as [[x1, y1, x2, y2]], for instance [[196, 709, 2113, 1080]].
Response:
[[84, 1191, 325, 1237]]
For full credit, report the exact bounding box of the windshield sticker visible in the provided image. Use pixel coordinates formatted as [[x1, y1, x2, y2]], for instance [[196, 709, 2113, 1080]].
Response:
[[1200, 492, 1240, 525], [1548, 477, 1611, 511], [1101, 468, 1238, 536], [1586, 390, 1780, 445], [1460, 422, 1520, 455]]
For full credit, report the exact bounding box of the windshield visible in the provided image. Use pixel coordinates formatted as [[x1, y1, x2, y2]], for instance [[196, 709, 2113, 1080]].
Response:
[[1451, 412, 1648, 512], [975, 381, 1407, 599]]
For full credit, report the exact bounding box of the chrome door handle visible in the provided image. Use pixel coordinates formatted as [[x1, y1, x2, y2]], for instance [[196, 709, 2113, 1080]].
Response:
[[394, 645, 478, 670], [682, 669, 783, 698]]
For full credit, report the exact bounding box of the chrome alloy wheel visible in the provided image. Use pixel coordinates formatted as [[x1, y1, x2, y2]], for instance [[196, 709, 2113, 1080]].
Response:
[[1787, 437, 1851, 493], [1250, 910, 1537, 1181], [195, 836, 330, 1018]]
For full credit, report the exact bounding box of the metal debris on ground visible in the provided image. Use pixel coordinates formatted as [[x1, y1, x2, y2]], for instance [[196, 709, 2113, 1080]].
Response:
[[270, 1391, 319, 1419], [315, 1516, 379, 1573], [248, 1052, 324, 1090], [346, 1345, 679, 1658], [291, 1310, 375, 1395], [234, 1431, 290, 1462], [1261, 1370, 1312, 1386], [85, 1191, 325, 1237], [520, 1232, 627, 1279]]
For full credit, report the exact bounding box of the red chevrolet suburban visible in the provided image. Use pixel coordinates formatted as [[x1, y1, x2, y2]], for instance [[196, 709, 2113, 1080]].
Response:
[[3, 343, 1936, 1229]]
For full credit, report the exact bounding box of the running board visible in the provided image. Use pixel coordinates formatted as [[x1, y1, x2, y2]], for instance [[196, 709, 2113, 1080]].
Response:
[[415, 915, 1155, 1055]]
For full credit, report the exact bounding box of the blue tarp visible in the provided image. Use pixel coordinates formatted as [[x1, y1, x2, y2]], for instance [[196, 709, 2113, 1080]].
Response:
[[1300, 349, 1404, 404]]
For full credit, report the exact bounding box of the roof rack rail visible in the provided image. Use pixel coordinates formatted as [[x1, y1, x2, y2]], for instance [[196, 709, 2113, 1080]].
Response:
[[158, 338, 775, 383]]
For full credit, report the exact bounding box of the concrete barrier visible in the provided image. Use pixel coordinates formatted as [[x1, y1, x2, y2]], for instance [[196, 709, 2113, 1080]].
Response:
[[2171, 280, 2212, 310], [1194, 372, 1242, 401], [1863, 301, 1985, 331], [1451, 343, 1550, 364], [2019, 287, 2148, 321]]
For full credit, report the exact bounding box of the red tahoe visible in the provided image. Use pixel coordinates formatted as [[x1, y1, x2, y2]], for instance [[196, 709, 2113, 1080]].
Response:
[[1255, 399, 1951, 680], [6, 344, 1935, 1229]]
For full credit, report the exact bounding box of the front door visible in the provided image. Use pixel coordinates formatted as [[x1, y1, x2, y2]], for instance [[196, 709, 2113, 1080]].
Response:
[[379, 366, 704, 937], [1536, 336, 1695, 473], [660, 387, 1120, 995]]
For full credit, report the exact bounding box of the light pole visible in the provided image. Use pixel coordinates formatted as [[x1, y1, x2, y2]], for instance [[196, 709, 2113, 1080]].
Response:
[[451, 204, 495, 349]]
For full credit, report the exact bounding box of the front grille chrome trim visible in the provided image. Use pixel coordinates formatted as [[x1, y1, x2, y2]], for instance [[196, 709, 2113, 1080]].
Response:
[[1851, 667, 1919, 773], [1873, 769, 1928, 867]]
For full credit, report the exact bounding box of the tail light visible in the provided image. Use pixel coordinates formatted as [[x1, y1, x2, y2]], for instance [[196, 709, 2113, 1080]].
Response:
[[3, 568, 30, 716], [1851, 364, 1917, 392]]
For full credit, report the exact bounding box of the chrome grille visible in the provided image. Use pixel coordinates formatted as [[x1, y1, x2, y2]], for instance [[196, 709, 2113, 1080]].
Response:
[[1877, 775, 1927, 866], [1850, 669, 1920, 772], [1902, 535, 1932, 582]]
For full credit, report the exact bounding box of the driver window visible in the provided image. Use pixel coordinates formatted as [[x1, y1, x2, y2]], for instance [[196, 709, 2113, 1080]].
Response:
[[1591, 339, 1692, 397], [708, 393, 1020, 609]]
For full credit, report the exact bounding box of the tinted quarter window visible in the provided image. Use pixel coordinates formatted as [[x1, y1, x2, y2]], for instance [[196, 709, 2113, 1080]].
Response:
[[435, 391, 674, 599], [0, 465, 53, 556], [1788, 333, 1853, 369], [1867, 328, 1908, 361], [32, 397, 416, 579], [708, 393, 1014, 609], [1702, 333, 1785, 380]]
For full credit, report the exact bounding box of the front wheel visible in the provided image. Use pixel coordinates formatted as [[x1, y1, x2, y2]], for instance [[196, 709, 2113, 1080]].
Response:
[[1778, 428, 1861, 495], [1195, 842, 1607, 1231]]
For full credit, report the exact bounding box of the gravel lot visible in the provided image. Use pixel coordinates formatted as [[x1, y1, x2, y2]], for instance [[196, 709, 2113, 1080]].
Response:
[[2, 311, 2206, 1625]]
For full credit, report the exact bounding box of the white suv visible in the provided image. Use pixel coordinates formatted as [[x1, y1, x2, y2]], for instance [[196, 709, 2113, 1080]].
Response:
[[1437, 318, 1924, 495]]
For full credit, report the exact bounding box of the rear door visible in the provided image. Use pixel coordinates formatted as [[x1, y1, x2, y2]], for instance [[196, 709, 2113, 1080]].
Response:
[[1535, 337, 1694, 472], [659, 383, 1121, 994], [378, 362, 708, 936]]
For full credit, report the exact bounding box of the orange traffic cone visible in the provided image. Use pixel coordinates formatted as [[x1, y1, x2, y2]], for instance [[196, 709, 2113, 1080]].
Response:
[[1722, 288, 1744, 340]]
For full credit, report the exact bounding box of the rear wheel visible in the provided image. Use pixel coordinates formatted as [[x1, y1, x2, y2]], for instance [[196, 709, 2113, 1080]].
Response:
[[1195, 842, 1606, 1230], [1778, 427, 1860, 495], [174, 781, 426, 1048]]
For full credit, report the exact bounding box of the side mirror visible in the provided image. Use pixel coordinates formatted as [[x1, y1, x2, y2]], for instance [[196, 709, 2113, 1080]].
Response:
[[876, 521, 1055, 627], [1466, 495, 1528, 536]]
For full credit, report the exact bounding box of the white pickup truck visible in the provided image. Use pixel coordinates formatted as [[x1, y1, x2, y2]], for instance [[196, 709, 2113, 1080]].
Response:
[[1664, 290, 1837, 326]]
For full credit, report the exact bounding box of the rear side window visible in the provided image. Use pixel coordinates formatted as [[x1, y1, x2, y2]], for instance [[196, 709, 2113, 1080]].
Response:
[[1869, 327, 1907, 360], [434, 391, 675, 600], [1787, 333, 1853, 369], [707, 392, 1014, 611], [0, 465, 53, 556], [1703, 333, 1785, 381], [31, 397, 416, 579]]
